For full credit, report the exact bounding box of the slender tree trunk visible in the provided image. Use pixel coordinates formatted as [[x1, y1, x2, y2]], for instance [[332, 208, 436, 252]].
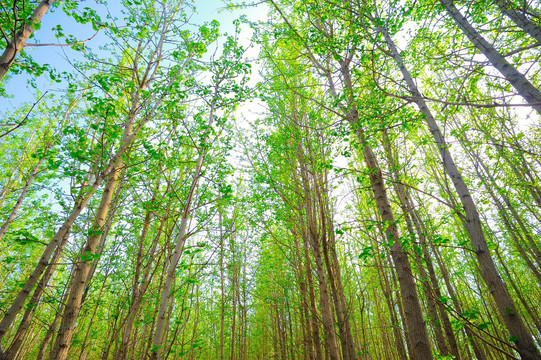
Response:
[[219, 211, 226, 360], [439, 0, 541, 115], [2, 226, 70, 360], [0, 0, 55, 80], [309, 162, 356, 359], [373, 240, 409, 360], [302, 228, 324, 360], [0, 92, 145, 343], [150, 102, 215, 359], [347, 111, 432, 360], [35, 267, 73, 360], [316, 181, 357, 360], [49, 160, 122, 360], [431, 242, 489, 360], [409, 206, 461, 359], [469, 148, 541, 282], [495, 248, 541, 339], [311, 234, 340, 360], [494, 0, 541, 43], [0, 158, 43, 241], [380, 25, 540, 360], [230, 242, 238, 360], [116, 186, 166, 360], [383, 131, 462, 359], [362, 142, 434, 359], [297, 150, 340, 360], [0, 177, 100, 344]]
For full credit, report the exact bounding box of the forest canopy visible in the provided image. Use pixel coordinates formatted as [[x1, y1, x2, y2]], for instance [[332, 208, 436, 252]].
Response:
[[0, 0, 540, 359]]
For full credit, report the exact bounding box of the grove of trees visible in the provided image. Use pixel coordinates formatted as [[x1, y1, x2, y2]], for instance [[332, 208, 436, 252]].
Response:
[[0, 0, 540, 359]]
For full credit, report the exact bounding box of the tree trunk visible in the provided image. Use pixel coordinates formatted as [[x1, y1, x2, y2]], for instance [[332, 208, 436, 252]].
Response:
[[374, 240, 409, 360], [219, 211, 226, 360], [49, 160, 122, 360], [0, 158, 43, 241], [334, 58, 432, 358], [0, 0, 55, 80], [297, 148, 341, 360], [380, 25, 540, 360], [116, 184, 166, 360], [2, 226, 70, 360], [494, 0, 541, 43], [150, 102, 215, 359], [440, 0, 541, 115]]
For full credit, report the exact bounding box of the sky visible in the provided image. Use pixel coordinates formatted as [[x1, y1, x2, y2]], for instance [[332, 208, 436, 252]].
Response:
[[0, 0, 268, 112]]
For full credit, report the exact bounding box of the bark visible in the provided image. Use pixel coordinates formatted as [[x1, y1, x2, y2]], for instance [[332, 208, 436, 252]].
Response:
[[116, 185, 166, 360], [0, 0, 55, 80], [302, 228, 324, 360], [335, 59, 432, 359], [496, 249, 541, 339], [311, 233, 340, 360], [0, 87, 146, 341], [318, 188, 357, 360], [494, 0, 541, 43], [380, 25, 540, 360], [2, 226, 70, 360], [219, 211, 226, 360], [382, 133, 451, 357], [410, 209, 461, 360], [373, 240, 409, 360], [468, 147, 541, 281], [150, 101, 215, 359], [431, 239, 489, 360], [0, 158, 43, 242], [230, 239, 238, 360], [0, 175, 102, 343], [361, 132, 433, 360], [383, 132, 462, 359], [49, 160, 122, 360], [297, 150, 340, 360], [36, 267, 73, 360], [303, 136, 356, 360], [440, 0, 541, 115]]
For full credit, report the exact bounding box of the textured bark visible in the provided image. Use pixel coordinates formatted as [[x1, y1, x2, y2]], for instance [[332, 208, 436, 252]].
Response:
[[297, 151, 340, 360], [150, 102, 215, 359], [358, 139, 433, 360], [311, 234, 341, 360], [496, 249, 541, 338], [0, 175, 103, 342], [381, 25, 540, 360], [440, 0, 541, 115], [494, 0, 541, 43], [49, 161, 122, 360], [0, 158, 43, 242], [337, 60, 432, 359], [290, 224, 313, 360], [374, 242, 409, 360], [468, 146, 541, 282], [383, 132, 462, 359], [410, 209, 461, 360], [115, 185, 165, 360], [36, 267, 72, 360], [2, 226, 70, 360], [431, 238, 489, 360], [0, 0, 55, 80], [0, 91, 144, 341], [219, 212, 226, 360], [230, 239, 238, 360], [321, 205, 357, 359], [302, 230, 324, 360], [382, 133, 451, 357]]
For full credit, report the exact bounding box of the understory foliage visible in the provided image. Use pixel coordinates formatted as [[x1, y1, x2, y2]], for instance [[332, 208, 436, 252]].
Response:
[[0, 0, 540, 359]]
